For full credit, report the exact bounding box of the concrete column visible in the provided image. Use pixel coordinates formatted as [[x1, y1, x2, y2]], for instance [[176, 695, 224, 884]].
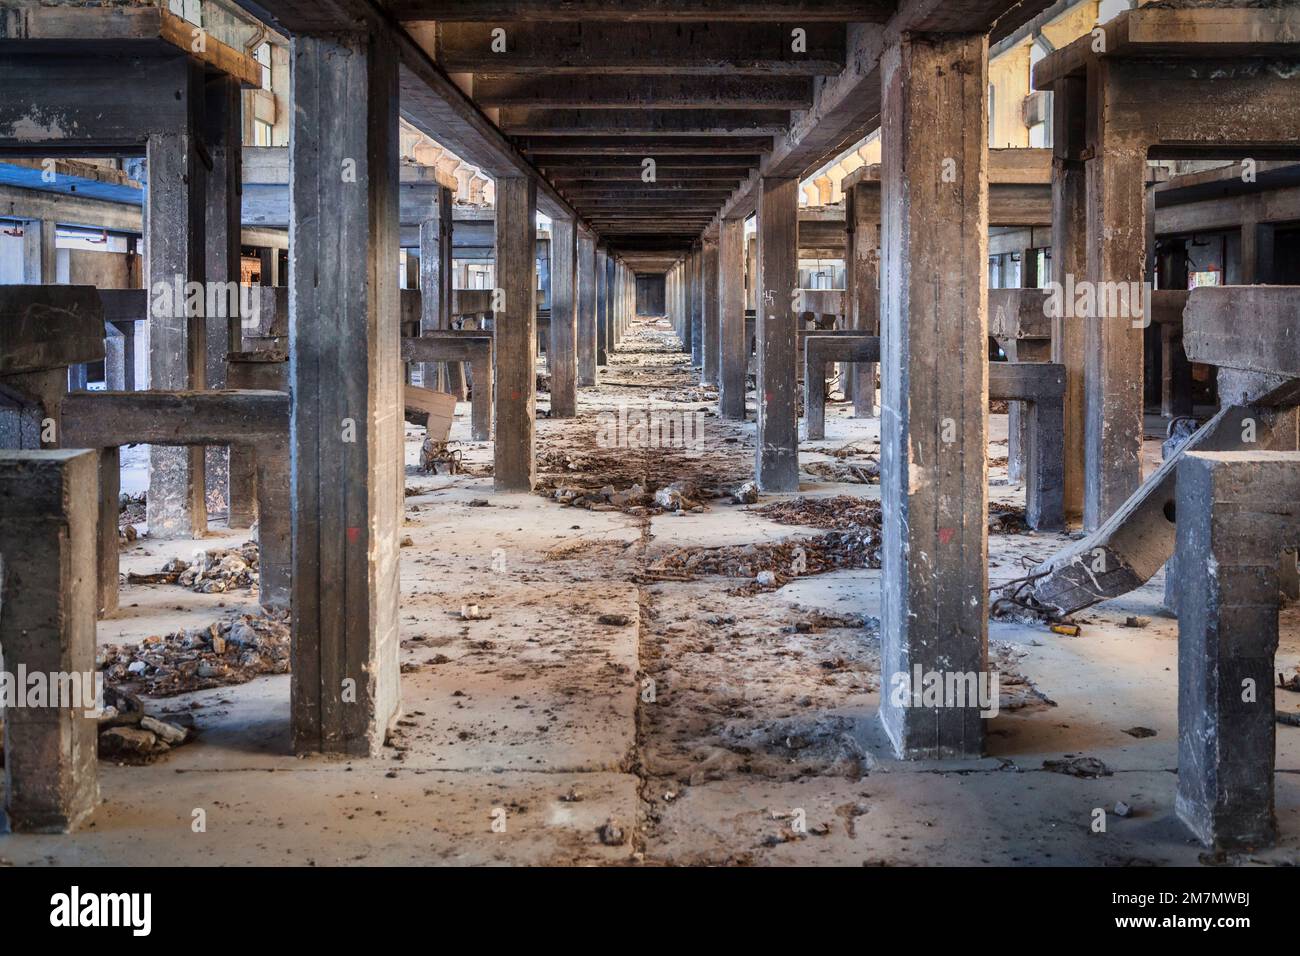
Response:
[[20, 219, 57, 284], [603, 251, 615, 358], [258, 247, 280, 287], [847, 184, 880, 419], [596, 245, 609, 366], [577, 230, 597, 386], [289, 31, 401, 756], [549, 217, 577, 417], [689, 245, 703, 367], [1175, 451, 1300, 849], [701, 236, 720, 386], [1083, 63, 1147, 530], [0, 450, 99, 832], [493, 177, 538, 491], [419, 187, 459, 396], [1051, 75, 1087, 525], [204, 74, 243, 523], [1008, 253, 1052, 485], [719, 216, 747, 419], [145, 60, 207, 540], [878, 33, 990, 759], [755, 176, 800, 492]]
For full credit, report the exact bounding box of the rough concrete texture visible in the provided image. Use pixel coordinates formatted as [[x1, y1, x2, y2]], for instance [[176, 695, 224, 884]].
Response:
[[1175, 451, 1300, 850], [6, 319, 1300, 865], [0, 450, 100, 833]]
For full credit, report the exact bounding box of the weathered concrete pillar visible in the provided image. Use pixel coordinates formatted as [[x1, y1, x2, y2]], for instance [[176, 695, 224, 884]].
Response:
[[549, 217, 578, 417], [493, 177, 538, 492], [719, 216, 747, 420], [878, 33, 990, 759], [145, 60, 208, 540], [689, 245, 703, 367], [419, 187, 459, 396], [259, 247, 280, 288], [596, 245, 609, 366], [755, 176, 800, 492], [1008, 257, 1052, 485], [289, 31, 401, 755], [577, 229, 597, 387], [848, 181, 880, 417], [0, 449, 99, 832], [1175, 451, 1300, 850], [20, 219, 58, 284], [204, 74, 243, 525], [1083, 64, 1147, 531], [1051, 74, 1087, 525], [701, 236, 720, 386]]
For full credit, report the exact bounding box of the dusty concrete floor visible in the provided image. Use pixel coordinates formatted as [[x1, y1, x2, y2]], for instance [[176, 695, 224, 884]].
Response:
[[4, 316, 1300, 867]]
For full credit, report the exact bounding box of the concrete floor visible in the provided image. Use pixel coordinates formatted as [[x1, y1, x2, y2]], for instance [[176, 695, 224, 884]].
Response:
[[4, 317, 1300, 867]]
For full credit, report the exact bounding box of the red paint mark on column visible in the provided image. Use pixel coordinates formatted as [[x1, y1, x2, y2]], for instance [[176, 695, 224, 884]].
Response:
[[938, 527, 955, 545], [347, 527, 361, 544]]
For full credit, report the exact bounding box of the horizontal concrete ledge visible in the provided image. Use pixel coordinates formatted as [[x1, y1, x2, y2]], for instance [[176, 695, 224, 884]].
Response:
[[401, 334, 493, 364], [61, 390, 288, 448], [1184, 285, 1300, 378], [804, 333, 880, 364], [989, 362, 1066, 403], [0, 285, 104, 374]]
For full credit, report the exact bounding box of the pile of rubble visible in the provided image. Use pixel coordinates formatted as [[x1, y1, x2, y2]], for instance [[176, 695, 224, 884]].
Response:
[[98, 609, 291, 697], [127, 541, 260, 593], [548, 479, 707, 514], [97, 687, 193, 764], [119, 491, 145, 543], [649, 529, 881, 588], [752, 495, 881, 532]]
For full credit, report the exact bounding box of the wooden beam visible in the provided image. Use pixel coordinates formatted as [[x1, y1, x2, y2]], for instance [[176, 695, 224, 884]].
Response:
[[473, 74, 813, 110], [498, 108, 790, 136], [516, 136, 772, 154], [387, 0, 892, 21], [433, 21, 846, 75]]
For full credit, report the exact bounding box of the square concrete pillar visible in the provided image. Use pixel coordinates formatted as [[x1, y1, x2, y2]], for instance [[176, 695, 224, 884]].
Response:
[[1175, 451, 1300, 849], [847, 182, 880, 418], [688, 245, 702, 365], [145, 58, 208, 540], [577, 230, 597, 386], [701, 237, 720, 386], [1050, 75, 1087, 525], [289, 31, 402, 756], [1082, 63, 1147, 530], [550, 217, 578, 416], [596, 246, 609, 366], [755, 176, 800, 492], [419, 187, 460, 396], [204, 73, 244, 524], [719, 216, 748, 420], [878, 33, 990, 759], [0, 450, 99, 832], [493, 176, 538, 492]]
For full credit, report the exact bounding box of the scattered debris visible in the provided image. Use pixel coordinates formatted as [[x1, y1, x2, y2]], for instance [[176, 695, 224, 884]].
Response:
[[731, 481, 758, 505], [597, 818, 627, 846], [802, 459, 879, 484], [127, 542, 260, 593], [1279, 670, 1300, 692], [752, 495, 880, 532], [1042, 756, 1112, 778], [460, 603, 492, 621], [1123, 616, 1149, 629], [1114, 801, 1133, 818], [597, 613, 630, 626], [988, 504, 1029, 534], [1123, 726, 1158, 739], [649, 530, 881, 588], [98, 609, 291, 697], [419, 439, 464, 474], [1050, 623, 1081, 637]]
